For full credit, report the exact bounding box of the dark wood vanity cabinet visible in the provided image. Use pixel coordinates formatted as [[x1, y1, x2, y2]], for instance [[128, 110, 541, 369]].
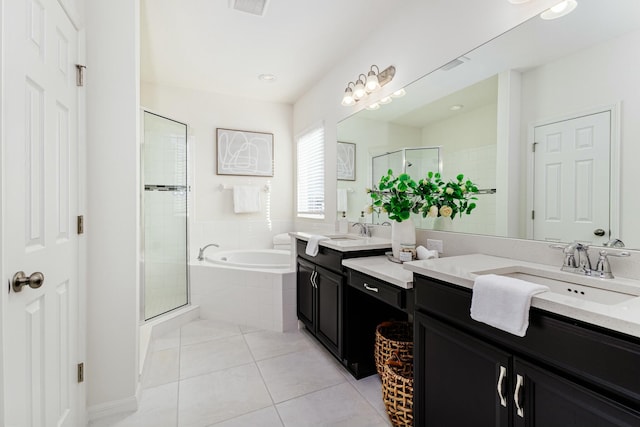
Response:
[[297, 257, 343, 358], [413, 274, 640, 427], [295, 239, 388, 364]]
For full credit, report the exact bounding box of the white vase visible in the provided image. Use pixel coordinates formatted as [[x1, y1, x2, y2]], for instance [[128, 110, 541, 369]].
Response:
[[391, 220, 416, 259], [433, 216, 453, 231]]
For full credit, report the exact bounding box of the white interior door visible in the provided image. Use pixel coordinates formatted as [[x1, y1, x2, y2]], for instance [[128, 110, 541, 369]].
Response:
[[3, 0, 80, 425], [532, 111, 610, 245]]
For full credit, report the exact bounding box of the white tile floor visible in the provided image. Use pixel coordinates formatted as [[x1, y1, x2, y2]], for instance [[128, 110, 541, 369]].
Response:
[[92, 319, 392, 427]]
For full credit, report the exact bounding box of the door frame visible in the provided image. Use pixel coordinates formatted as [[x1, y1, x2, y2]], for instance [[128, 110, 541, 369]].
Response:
[[525, 103, 621, 242]]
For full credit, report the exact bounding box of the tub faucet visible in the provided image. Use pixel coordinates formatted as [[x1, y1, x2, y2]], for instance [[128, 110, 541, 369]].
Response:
[[197, 243, 219, 261]]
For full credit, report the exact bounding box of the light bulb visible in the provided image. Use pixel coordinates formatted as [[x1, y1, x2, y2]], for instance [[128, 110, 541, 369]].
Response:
[[353, 79, 366, 100], [365, 71, 380, 92], [540, 0, 577, 20], [379, 96, 392, 105], [366, 103, 380, 110], [391, 88, 406, 98], [341, 87, 355, 106]]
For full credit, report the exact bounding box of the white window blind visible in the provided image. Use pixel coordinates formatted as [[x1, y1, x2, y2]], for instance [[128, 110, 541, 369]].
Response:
[[297, 126, 325, 218]]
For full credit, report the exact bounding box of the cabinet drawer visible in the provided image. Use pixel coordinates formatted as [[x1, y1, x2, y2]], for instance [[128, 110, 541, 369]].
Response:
[[414, 274, 640, 408], [296, 239, 343, 273], [348, 270, 405, 309]]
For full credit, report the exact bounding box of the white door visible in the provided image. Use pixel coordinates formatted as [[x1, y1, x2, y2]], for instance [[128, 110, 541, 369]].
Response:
[[3, 0, 80, 426], [532, 111, 610, 245]]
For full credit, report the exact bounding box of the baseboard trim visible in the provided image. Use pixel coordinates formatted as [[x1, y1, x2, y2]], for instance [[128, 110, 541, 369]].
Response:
[[87, 383, 141, 422]]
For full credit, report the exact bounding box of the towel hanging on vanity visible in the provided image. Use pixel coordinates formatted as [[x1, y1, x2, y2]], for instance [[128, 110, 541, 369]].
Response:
[[233, 185, 261, 213], [470, 274, 549, 337]]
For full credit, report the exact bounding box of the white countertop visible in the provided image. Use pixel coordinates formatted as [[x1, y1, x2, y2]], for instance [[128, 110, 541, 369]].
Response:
[[290, 231, 391, 252], [342, 256, 413, 289], [404, 254, 640, 339]]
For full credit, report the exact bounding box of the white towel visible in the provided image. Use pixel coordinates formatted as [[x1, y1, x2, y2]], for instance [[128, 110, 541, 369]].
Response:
[[337, 188, 348, 213], [470, 274, 549, 337], [416, 246, 438, 260], [233, 185, 261, 213], [305, 235, 329, 257]]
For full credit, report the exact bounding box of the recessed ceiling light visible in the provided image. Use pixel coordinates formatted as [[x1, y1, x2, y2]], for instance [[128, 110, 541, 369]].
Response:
[[540, 0, 578, 20], [450, 104, 464, 111], [258, 74, 276, 82]]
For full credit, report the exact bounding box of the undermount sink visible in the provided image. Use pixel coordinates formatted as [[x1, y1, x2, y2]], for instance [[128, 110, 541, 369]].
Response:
[[473, 267, 639, 306], [324, 234, 364, 241]]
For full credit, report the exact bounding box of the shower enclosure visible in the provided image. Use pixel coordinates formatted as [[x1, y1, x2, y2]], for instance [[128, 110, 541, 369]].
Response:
[[142, 111, 189, 320], [371, 146, 441, 225]]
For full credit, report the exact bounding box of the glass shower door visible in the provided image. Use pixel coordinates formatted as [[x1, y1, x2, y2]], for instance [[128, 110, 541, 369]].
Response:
[[142, 111, 189, 320]]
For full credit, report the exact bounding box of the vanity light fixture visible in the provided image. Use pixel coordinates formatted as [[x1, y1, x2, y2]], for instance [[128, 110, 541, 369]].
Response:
[[540, 0, 578, 20], [341, 65, 396, 106]]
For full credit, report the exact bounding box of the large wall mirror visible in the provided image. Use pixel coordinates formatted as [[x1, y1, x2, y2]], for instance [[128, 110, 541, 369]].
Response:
[[337, 0, 640, 249]]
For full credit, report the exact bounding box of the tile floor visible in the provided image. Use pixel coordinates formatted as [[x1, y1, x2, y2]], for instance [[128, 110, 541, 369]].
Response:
[[92, 319, 393, 427]]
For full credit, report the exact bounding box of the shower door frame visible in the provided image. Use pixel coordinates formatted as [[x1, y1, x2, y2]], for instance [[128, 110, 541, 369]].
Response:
[[140, 109, 191, 322]]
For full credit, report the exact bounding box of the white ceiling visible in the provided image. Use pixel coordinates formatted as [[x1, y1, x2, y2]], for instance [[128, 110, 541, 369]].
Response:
[[140, 0, 408, 104]]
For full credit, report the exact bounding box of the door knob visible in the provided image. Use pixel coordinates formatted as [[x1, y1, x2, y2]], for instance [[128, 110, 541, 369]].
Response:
[[11, 271, 45, 293], [593, 228, 606, 237]]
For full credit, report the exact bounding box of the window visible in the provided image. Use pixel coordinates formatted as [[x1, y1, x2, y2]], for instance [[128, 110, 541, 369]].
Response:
[[297, 125, 325, 218]]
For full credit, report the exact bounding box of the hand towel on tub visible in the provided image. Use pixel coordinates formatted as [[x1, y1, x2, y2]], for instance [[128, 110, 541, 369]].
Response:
[[233, 185, 261, 213], [337, 188, 348, 213], [305, 235, 329, 257], [470, 274, 549, 337]]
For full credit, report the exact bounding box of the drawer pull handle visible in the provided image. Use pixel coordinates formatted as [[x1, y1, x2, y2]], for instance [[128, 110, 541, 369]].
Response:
[[514, 374, 524, 418], [363, 283, 379, 293], [497, 365, 507, 407]]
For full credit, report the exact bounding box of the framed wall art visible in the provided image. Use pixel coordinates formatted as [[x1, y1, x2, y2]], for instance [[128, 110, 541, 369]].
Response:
[[216, 128, 274, 176], [337, 141, 356, 181]]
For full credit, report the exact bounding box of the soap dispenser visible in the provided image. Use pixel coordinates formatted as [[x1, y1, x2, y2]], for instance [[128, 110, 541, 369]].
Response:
[[338, 211, 348, 233]]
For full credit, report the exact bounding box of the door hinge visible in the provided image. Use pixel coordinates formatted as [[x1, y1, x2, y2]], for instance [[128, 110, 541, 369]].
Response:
[[531, 210, 535, 220], [75, 64, 86, 87], [77, 362, 84, 383], [532, 142, 538, 152], [77, 215, 84, 235]]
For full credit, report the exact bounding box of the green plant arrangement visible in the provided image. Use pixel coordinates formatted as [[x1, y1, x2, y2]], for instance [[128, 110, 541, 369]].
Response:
[[367, 170, 479, 221]]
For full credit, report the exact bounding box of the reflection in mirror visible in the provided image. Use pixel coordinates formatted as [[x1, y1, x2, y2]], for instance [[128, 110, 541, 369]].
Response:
[[371, 147, 440, 226], [336, 0, 640, 249]]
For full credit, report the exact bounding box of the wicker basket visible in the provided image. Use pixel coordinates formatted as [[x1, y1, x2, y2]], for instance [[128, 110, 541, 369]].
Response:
[[375, 321, 413, 377], [382, 352, 414, 427]]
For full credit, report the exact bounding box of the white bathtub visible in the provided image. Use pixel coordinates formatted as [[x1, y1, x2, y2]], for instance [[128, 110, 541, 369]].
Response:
[[205, 249, 291, 269], [190, 249, 297, 332]]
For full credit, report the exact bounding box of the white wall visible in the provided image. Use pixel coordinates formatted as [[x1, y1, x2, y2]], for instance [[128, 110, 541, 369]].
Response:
[[141, 83, 294, 255], [86, 0, 140, 418], [292, 0, 558, 229], [520, 28, 640, 248]]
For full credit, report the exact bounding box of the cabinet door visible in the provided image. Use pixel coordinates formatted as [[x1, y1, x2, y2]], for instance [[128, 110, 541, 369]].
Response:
[[513, 358, 640, 427], [296, 258, 315, 331], [315, 265, 343, 359], [414, 312, 511, 427]]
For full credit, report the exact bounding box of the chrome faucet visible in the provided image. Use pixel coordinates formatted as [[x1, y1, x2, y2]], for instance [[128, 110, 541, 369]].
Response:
[[352, 222, 371, 237], [197, 243, 219, 261], [551, 241, 630, 279]]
